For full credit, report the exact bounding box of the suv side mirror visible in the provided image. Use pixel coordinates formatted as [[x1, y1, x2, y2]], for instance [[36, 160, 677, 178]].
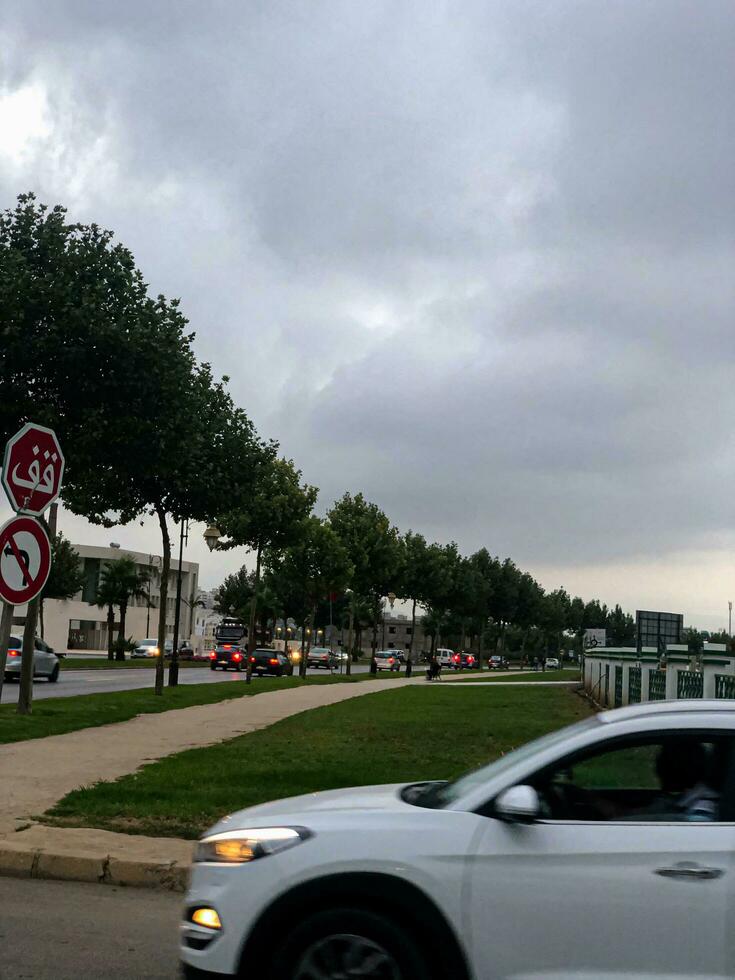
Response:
[[494, 785, 540, 823]]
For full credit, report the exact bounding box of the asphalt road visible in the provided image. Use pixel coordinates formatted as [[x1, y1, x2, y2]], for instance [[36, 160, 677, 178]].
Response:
[[0, 877, 182, 979], [0, 661, 377, 703]]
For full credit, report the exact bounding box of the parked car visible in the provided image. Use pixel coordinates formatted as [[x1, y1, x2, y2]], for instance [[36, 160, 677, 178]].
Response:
[[210, 644, 246, 671], [249, 649, 294, 678], [3, 636, 60, 682], [181, 701, 735, 980], [374, 650, 401, 671], [459, 652, 478, 669], [488, 654, 509, 670], [545, 657, 561, 670], [132, 638, 172, 659], [307, 647, 338, 670]]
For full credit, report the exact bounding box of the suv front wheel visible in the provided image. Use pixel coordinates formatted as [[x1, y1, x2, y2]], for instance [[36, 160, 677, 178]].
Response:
[[267, 907, 431, 980]]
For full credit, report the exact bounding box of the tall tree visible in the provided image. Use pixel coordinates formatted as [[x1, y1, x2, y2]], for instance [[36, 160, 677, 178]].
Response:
[[215, 567, 255, 620], [607, 604, 635, 646], [328, 493, 401, 668], [216, 457, 317, 680], [263, 518, 353, 676]]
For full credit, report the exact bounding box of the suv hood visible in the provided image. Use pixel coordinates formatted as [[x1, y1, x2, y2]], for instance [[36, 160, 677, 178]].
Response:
[[206, 783, 410, 835]]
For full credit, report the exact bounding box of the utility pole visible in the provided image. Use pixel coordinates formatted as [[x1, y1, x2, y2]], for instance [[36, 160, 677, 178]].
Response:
[[729, 601, 732, 646], [168, 518, 188, 687]]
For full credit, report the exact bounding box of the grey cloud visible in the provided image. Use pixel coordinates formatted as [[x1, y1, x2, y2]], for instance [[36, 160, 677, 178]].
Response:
[[0, 1, 733, 617]]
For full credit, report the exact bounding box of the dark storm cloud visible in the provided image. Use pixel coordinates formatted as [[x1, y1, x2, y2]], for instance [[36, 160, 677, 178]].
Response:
[[1, 1, 733, 597]]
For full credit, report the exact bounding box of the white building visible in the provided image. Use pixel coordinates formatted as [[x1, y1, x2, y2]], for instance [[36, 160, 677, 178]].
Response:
[[4, 543, 199, 653]]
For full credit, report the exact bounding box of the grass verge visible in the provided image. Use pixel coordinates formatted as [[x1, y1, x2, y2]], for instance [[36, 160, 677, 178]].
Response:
[[0, 673, 392, 746], [46, 685, 592, 838], [452, 668, 580, 683]]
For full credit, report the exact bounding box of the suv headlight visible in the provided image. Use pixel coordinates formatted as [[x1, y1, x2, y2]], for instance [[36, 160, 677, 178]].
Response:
[[194, 826, 312, 865]]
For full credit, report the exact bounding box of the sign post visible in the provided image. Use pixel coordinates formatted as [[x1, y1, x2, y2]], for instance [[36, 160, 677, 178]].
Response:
[[0, 423, 64, 713]]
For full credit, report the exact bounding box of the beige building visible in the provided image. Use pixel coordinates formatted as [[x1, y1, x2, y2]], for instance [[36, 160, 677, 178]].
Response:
[[4, 543, 199, 653]]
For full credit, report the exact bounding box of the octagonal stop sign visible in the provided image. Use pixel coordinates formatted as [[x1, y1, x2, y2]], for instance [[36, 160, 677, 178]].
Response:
[[2, 423, 65, 517]]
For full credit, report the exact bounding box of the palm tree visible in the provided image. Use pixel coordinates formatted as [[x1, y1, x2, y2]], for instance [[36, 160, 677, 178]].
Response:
[[96, 557, 150, 660], [115, 557, 150, 658], [96, 564, 123, 661]]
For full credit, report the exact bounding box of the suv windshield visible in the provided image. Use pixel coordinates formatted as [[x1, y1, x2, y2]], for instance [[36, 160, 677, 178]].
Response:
[[405, 716, 601, 809]]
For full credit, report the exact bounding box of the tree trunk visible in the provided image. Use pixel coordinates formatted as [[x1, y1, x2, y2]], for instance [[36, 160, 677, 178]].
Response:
[[116, 599, 128, 660], [299, 618, 308, 677], [107, 604, 115, 660], [371, 603, 379, 672], [154, 504, 171, 696], [478, 624, 485, 671], [246, 543, 262, 685], [39, 597, 45, 640], [346, 595, 354, 676], [460, 623, 466, 653], [0, 601, 14, 703], [168, 518, 185, 687], [408, 599, 416, 664], [18, 596, 39, 715]]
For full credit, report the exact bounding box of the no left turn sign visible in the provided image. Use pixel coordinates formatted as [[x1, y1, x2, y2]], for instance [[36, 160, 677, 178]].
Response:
[[0, 514, 52, 605]]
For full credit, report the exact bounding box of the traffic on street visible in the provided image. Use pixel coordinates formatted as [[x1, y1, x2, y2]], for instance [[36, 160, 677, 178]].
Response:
[[0, 659, 380, 703]]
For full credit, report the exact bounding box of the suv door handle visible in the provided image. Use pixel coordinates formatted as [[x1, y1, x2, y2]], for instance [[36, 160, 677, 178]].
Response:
[[655, 862, 723, 881]]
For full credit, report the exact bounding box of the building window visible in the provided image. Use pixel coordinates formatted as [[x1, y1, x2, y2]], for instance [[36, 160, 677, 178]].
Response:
[[388, 626, 396, 634], [81, 558, 100, 604], [406, 627, 413, 636], [388, 642, 395, 648]]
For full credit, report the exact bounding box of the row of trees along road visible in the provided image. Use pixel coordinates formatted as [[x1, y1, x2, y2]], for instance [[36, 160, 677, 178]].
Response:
[[1, 193, 640, 708], [214, 490, 640, 674]]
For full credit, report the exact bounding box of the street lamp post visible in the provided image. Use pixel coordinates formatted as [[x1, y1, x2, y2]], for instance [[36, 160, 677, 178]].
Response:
[[168, 518, 189, 687]]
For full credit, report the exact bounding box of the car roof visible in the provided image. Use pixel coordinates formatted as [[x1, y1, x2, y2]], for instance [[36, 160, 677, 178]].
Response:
[[599, 700, 735, 725]]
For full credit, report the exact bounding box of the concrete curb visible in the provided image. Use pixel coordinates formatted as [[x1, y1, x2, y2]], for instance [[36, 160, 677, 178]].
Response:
[[0, 839, 190, 891]]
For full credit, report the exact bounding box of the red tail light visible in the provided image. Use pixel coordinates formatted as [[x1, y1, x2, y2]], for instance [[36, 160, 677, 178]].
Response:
[[388, 658, 394, 663], [269, 658, 278, 665], [452, 654, 460, 662], [8, 650, 20, 658], [209, 651, 216, 659], [232, 653, 242, 662], [249, 656, 256, 663], [223, 644, 232, 650]]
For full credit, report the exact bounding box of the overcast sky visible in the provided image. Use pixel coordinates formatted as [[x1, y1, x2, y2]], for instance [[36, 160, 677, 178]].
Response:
[[1, 1, 733, 628]]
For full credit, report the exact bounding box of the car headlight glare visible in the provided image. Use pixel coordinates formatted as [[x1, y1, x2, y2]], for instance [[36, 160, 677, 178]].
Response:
[[194, 826, 311, 865]]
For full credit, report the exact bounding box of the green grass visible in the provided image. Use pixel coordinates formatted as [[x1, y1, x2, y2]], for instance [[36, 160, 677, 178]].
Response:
[[46, 685, 593, 838], [60, 657, 209, 670], [454, 668, 580, 683], [0, 673, 394, 746]]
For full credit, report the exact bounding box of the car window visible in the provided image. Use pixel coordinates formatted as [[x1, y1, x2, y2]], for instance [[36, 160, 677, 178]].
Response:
[[531, 734, 734, 823]]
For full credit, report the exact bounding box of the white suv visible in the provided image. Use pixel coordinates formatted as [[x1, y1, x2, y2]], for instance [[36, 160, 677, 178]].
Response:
[[181, 701, 735, 979]]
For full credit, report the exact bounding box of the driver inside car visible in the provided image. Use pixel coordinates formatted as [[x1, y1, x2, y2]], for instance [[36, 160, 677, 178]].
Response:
[[537, 737, 722, 822]]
